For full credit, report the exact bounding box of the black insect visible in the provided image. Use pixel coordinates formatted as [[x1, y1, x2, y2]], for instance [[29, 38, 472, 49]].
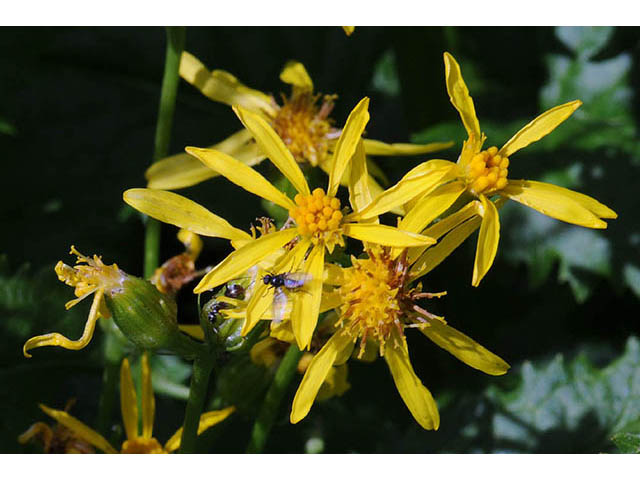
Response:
[[206, 301, 230, 324], [262, 272, 311, 324], [225, 283, 245, 299]]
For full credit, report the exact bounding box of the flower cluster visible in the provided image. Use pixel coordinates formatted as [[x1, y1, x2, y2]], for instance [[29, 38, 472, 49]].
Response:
[[22, 49, 616, 450]]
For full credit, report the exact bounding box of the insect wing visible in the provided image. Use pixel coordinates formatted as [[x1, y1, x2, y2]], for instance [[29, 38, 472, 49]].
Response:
[[282, 272, 312, 290], [272, 288, 290, 324]]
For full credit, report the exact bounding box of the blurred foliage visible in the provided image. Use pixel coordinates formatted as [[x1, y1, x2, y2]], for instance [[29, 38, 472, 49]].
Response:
[[1, 26, 638, 453]]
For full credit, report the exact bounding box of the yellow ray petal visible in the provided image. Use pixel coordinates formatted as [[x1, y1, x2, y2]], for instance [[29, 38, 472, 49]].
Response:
[[186, 147, 296, 211], [243, 238, 310, 335], [291, 330, 355, 423], [194, 228, 299, 293], [348, 139, 373, 213], [418, 320, 510, 375], [349, 160, 456, 220], [327, 97, 370, 197], [180, 51, 275, 116], [472, 195, 500, 287], [280, 61, 313, 92], [291, 245, 325, 350], [323, 263, 345, 285], [399, 180, 466, 234], [23, 289, 104, 358], [234, 105, 310, 196], [146, 129, 265, 190], [120, 358, 139, 441], [164, 406, 235, 453], [499, 100, 582, 158], [342, 26, 355, 36], [505, 179, 616, 219], [343, 223, 435, 248], [501, 180, 608, 229], [384, 335, 439, 430], [123, 189, 251, 242], [444, 52, 480, 141], [141, 353, 155, 439], [362, 138, 454, 156], [38, 404, 117, 454], [179, 324, 205, 341], [410, 216, 482, 280]]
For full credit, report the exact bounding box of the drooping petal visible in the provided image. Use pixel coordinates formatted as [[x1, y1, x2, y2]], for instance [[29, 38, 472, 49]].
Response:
[[444, 52, 481, 142], [418, 320, 510, 375], [349, 160, 457, 220], [164, 406, 235, 453], [194, 228, 299, 293], [291, 330, 355, 423], [38, 404, 117, 454], [185, 147, 296, 210], [384, 335, 439, 430], [291, 245, 325, 350], [398, 180, 466, 234], [343, 223, 435, 248], [505, 179, 616, 219], [120, 358, 139, 441], [327, 97, 370, 197], [499, 100, 582, 158], [141, 353, 155, 439], [409, 216, 482, 280], [348, 139, 374, 213], [472, 195, 501, 287], [279, 61, 313, 93], [243, 238, 310, 335], [23, 289, 104, 358], [362, 138, 454, 156], [501, 180, 608, 229], [234, 106, 310, 196], [123, 189, 251, 242], [145, 130, 264, 190], [179, 52, 275, 116]]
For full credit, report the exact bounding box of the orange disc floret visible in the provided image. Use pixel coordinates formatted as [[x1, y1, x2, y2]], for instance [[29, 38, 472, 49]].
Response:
[[290, 188, 343, 240], [466, 146, 509, 195]]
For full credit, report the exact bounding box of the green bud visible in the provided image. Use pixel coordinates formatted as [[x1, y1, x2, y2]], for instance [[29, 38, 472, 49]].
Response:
[[201, 298, 246, 351], [105, 275, 204, 358]]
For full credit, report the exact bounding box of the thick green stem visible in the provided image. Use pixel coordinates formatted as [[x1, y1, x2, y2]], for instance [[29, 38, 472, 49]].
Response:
[[247, 344, 303, 453], [179, 355, 214, 453], [95, 327, 126, 437], [143, 26, 186, 278]]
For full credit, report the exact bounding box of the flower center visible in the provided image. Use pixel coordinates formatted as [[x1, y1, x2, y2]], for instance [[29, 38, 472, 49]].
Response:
[[55, 246, 125, 306], [290, 188, 343, 243], [120, 437, 166, 454], [272, 92, 335, 166], [338, 248, 405, 357], [466, 146, 509, 195]]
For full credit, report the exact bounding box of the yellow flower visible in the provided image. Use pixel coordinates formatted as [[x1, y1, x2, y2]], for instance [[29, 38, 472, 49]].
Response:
[[290, 246, 510, 430], [342, 26, 355, 36], [355, 52, 617, 286], [125, 98, 436, 351], [19, 399, 95, 453], [145, 53, 452, 191], [23, 246, 125, 358], [34, 354, 234, 454]]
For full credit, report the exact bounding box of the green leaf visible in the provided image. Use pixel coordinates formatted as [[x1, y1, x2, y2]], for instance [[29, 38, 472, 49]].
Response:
[[612, 432, 640, 454], [371, 49, 400, 97]]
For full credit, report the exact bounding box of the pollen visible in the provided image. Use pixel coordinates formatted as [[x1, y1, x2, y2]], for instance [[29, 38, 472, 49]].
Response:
[[337, 248, 405, 357], [466, 146, 509, 195], [290, 188, 343, 244], [272, 92, 335, 166]]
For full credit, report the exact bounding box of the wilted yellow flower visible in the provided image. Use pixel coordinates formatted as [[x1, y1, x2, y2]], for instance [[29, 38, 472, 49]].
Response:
[[151, 229, 203, 295], [23, 246, 124, 358], [355, 52, 617, 286], [34, 354, 234, 454], [291, 246, 509, 430], [145, 53, 452, 191], [126, 98, 436, 351]]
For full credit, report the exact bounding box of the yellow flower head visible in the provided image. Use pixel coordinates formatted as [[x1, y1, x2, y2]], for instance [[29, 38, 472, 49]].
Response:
[[34, 353, 234, 454], [23, 247, 125, 358], [145, 53, 453, 191], [290, 246, 510, 431]]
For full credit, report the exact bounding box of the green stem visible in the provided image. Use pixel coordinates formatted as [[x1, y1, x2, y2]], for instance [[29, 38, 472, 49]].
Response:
[[179, 355, 214, 453], [95, 328, 126, 437], [247, 344, 303, 453], [143, 26, 186, 279]]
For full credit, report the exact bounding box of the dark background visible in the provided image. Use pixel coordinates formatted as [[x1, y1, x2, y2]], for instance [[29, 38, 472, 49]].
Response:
[[1, 27, 639, 453]]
